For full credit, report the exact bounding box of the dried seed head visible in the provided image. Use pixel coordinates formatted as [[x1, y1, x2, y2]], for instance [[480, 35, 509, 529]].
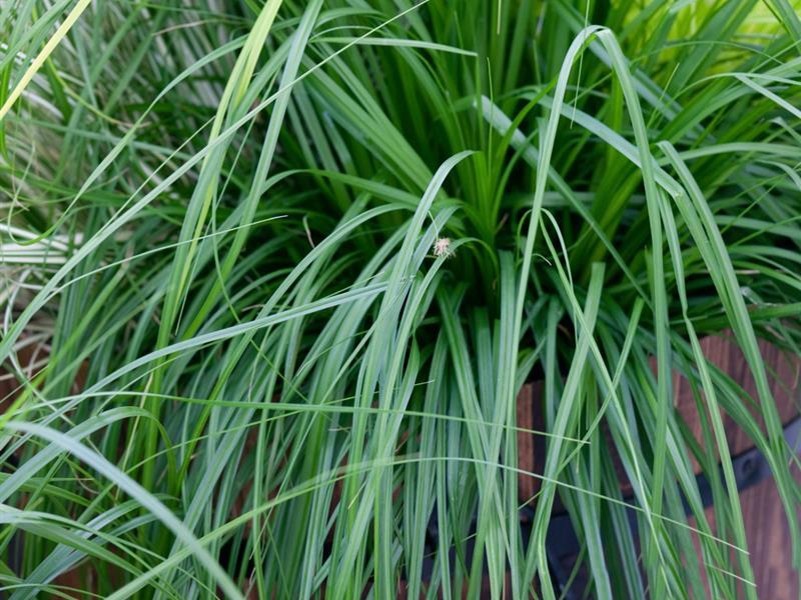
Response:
[[433, 237, 453, 258]]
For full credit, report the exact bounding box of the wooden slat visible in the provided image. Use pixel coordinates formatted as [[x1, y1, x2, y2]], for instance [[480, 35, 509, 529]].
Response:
[[516, 381, 540, 504], [674, 333, 800, 469]]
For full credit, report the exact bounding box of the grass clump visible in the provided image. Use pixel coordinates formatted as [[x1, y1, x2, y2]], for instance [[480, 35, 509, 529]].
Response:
[[2, 0, 801, 598]]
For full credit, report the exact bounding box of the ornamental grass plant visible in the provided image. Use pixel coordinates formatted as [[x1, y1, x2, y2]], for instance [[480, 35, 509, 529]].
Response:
[[2, 1, 801, 598]]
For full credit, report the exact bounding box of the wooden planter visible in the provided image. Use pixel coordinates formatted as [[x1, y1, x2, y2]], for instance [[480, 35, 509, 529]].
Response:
[[515, 332, 801, 599], [3, 332, 799, 598]]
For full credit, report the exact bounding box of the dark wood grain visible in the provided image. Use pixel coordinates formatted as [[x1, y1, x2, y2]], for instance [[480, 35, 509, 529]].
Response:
[[674, 333, 800, 467], [675, 334, 801, 600]]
